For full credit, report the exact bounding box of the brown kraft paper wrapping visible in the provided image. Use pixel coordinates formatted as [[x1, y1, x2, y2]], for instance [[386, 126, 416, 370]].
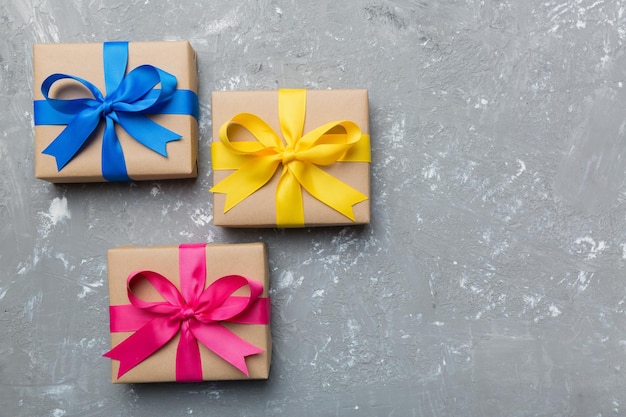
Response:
[[107, 243, 271, 383], [34, 41, 198, 182], [211, 89, 370, 228]]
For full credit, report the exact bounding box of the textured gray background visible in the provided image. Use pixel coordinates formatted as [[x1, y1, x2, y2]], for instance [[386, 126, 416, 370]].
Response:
[[1, 0, 626, 416]]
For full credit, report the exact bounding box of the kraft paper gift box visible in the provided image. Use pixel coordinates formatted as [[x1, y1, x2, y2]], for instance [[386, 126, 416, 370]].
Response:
[[33, 41, 199, 182], [211, 89, 371, 228], [104, 243, 271, 383]]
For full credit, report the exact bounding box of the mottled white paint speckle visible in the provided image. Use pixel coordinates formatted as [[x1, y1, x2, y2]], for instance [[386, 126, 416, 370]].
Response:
[[38, 197, 71, 238], [150, 185, 161, 196], [226, 75, 243, 89], [77, 277, 104, 299], [203, 7, 241, 35], [422, 162, 440, 180], [346, 318, 360, 337], [319, 254, 341, 266], [459, 274, 467, 289], [549, 305, 562, 317], [190, 209, 212, 227], [51, 409, 66, 417], [43, 384, 73, 397], [276, 270, 303, 290], [312, 289, 325, 298], [79, 338, 97, 349], [55, 253, 73, 271], [514, 159, 526, 179], [48, 197, 71, 222], [23, 291, 43, 322], [524, 294, 542, 310], [574, 236, 607, 259], [576, 270, 593, 292], [388, 117, 406, 149]]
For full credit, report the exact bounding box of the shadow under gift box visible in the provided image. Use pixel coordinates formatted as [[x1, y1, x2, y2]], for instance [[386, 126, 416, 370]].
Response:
[[106, 243, 271, 383], [33, 41, 199, 182], [211, 89, 370, 228]]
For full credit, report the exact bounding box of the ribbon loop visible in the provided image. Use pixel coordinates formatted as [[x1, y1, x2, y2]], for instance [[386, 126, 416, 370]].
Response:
[[104, 244, 269, 381], [211, 89, 370, 227], [34, 41, 199, 181]]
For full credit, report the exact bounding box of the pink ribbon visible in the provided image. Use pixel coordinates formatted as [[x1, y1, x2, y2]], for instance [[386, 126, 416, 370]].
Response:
[[103, 243, 270, 381]]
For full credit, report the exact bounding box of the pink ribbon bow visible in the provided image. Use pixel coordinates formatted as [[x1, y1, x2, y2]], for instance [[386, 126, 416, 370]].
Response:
[[103, 243, 270, 381]]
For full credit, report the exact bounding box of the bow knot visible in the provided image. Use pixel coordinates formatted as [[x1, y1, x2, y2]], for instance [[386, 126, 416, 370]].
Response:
[[100, 99, 116, 116], [281, 148, 297, 165], [178, 306, 197, 321]]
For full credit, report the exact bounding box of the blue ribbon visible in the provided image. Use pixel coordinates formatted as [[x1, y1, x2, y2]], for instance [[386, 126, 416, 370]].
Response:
[[34, 42, 199, 182]]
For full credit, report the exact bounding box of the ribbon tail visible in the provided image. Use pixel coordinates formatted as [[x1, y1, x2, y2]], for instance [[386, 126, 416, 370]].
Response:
[[101, 117, 130, 182], [190, 321, 263, 377], [176, 321, 203, 382], [103, 317, 180, 379], [42, 108, 102, 170], [291, 161, 367, 221], [116, 112, 181, 157], [211, 157, 281, 212], [275, 167, 305, 227]]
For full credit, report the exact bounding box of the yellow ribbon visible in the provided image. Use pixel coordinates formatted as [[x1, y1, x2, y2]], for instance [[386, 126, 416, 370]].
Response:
[[211, 89, 370, 227]]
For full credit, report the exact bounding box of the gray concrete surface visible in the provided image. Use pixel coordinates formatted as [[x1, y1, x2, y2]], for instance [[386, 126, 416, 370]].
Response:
[[1, 0, 626, 416]]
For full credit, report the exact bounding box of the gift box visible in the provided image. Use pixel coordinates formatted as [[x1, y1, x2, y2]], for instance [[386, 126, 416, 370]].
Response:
[[104, 243, 271, 383], [33, 41, 199, 182], [211, 89, 371, 228]]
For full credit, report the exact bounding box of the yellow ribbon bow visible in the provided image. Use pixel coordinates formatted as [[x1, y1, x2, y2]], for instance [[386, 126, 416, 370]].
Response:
[[211, 89, 370, 227]]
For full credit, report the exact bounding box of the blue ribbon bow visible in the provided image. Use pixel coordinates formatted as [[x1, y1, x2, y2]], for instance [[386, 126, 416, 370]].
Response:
[[34, 41, 199, 181]]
